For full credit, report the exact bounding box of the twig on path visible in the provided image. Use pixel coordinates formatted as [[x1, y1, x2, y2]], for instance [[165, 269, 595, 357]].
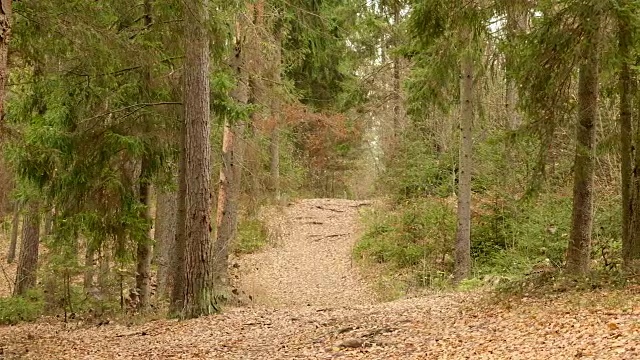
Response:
[[348, 202, 373, 208], [314, 205, 345, 213], [309, 233, 351, 241], [303, 221, 324, 225], [114, 331, 149, 338]]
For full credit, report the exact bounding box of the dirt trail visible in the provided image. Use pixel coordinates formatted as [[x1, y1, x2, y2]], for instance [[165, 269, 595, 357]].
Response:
[[236, 198, 376, 308]]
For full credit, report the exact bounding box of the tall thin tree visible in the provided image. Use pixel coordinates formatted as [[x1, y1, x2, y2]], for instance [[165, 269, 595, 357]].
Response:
[[566, 8, 601, 276], [178, 0, 216, 318], [454, 41, 474, 283]]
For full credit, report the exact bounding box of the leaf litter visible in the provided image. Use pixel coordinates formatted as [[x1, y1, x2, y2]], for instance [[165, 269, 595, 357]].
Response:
[[1, 199, 639, 359]]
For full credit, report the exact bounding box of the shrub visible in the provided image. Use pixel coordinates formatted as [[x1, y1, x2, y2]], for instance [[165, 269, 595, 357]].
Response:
[[354, 198, 456, 281], [0, 290, 45, 325], [234, 217, 270, 254]]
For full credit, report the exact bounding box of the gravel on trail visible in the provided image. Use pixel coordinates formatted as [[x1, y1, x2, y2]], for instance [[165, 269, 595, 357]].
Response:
[[1, 199, 640, 359]]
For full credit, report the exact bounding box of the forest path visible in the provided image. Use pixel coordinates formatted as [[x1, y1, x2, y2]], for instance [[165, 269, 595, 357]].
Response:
[[235, 198, 377, 308], [2, 199, 640, 359]]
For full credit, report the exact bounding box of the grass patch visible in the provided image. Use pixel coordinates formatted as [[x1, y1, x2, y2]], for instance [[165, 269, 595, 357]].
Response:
[[234, 217, 270, 255]]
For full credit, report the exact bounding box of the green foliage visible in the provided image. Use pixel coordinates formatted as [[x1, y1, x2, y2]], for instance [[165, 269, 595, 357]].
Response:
[[0, 290, 45, 325], [382, 129, 456, 200], [234, 218, 270, 255], [354, 199, 456, 281], [472, 193, 573, 276]]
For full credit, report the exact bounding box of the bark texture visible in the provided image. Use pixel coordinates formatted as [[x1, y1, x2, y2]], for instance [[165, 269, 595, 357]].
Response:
[[392, 1, 401, 137], [135, 171, 153, 309], [619, 10, 636, 269], [269, 26, 284, 198], [566, 14, 600, 276], [14, 206, 40, 296], [180, 0, 215, 318], [454, 49, 474, 283], [134, 0, 154, 310], [169, 105, 188, 313], [6, 203, 19, 263], [0, 0, 11, 129], [214, 20, 248, 284], [155, 189, 177, 298], [83, 244, 96, 290], [170, 80, 187, 313]]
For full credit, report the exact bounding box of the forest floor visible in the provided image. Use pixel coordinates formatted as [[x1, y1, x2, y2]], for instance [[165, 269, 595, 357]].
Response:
[[1, 199, 640, 359]]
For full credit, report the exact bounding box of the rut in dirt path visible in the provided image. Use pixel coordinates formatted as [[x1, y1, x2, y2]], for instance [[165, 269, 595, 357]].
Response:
[[237, 198, 377, 308]]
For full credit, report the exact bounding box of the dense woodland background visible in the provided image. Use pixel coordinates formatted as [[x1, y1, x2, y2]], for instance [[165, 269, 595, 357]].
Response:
[[0, 0, 639, 323]]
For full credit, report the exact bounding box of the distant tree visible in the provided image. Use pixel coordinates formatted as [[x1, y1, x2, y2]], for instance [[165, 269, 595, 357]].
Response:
[[155, 188, 177, 298], [0, 0, 11, 130], [6, 203, 20, 263], [454, 39, 474, 283], [134, 0, 155, 311], [566, 5, 601, 276], [214, 14, 249, 285], [14, 204, 40, 296]]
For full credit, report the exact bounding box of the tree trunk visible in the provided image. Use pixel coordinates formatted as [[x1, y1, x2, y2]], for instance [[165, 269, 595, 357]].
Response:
[[83, 242, 96, 290], [0, 0, 11, 129], [178, 0, 215, 318], [504, 4, 521, 131], [619, 9, 637, 269], [214, 21, 248, 284], [270, 27, 284, 199], [6, 202, 19, 263], [135, 172, 153, 310], [14, 205, 40, 296], [566, 14, 600, 276], [42, 209, 52, 236], [134, 0, 154, 311], [97, 245, 110, 293], [155, 189, 177, 298], [392, 1, 401, 138], [169, 93, 187, 314], [454, 47, 474, 283]]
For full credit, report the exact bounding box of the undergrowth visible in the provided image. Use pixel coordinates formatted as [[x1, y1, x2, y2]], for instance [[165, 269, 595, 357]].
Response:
[[0, 289, 44, 325], [234, 217, 270, 255], [354, 190, 623, 298]]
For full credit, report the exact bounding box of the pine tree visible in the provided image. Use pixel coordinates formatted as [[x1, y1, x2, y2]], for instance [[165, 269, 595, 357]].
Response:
[[566, 6, 601, 276], [177, 0, 216, 318]]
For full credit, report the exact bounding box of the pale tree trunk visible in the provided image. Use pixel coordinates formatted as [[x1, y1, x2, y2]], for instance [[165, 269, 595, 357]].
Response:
[[97, 245, 110, 292], [178, 0, 215, 318], [270, 27, 284, 199], [83, 243, 96, 290], [0, 0, 11, 129], [269, 115, 280, 198], [619, 9, 636, 269], [454, 46, 474, 283], [155, 189, 177, 298], [392, 0, 401, 138], [14, 204, 40, 296], [246, 0, 267, 209], [504, 3, 524, 131], [566, 13, 600, 276], [214, 18, 248, 284], [6, 202, 19, 263]]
